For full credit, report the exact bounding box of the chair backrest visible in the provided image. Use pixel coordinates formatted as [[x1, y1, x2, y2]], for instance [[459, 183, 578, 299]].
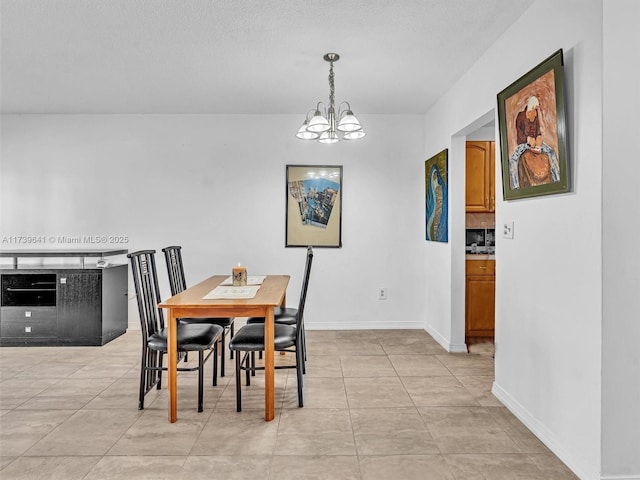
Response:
[[128, 250, 165, 342], [162, 246, 188, 295], [295, 246, 314, 334]]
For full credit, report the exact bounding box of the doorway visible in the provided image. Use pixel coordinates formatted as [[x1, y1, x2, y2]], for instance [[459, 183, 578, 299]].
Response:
[[464, 122, 496, 354]]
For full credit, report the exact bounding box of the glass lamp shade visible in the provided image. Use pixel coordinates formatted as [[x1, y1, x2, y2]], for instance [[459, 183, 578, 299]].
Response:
[[296, 121, 320, 140], [343, 129, 366, 140], [337, 111, 362, 132], [317, 130, 340, 144], [306, 110, 330, 133]]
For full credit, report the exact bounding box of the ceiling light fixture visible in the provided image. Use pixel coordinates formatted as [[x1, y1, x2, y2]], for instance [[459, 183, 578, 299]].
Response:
[[296, 53, 365, 144]]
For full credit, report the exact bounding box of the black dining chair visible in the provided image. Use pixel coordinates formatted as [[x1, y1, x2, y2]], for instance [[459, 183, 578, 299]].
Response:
[[245, 246, 313, 370], [228, 246, 312, 412], [128, 250, 223, 412], [162, 245, 235, 377]]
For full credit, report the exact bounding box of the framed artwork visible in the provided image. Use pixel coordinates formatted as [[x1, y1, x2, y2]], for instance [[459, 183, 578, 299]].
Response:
[[497, 49, 569, 200], [425, 149, 448, 242], [285, 165, 342, 248]]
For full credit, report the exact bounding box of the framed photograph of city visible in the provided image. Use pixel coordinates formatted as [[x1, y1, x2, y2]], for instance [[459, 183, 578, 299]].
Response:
[[425, 149, 448, 242], [285, 165, 343, 248], [497, 49, 569, 200]]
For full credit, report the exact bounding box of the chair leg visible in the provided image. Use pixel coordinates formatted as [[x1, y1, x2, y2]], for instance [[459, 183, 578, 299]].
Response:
[[296, 345, 304, 408], [197, 351, 204, 412], [157, 352, 164, 389], [300, 324, 307, 374], [212, 342, 218, 387], [246, 352, 251, 386], [302, 323, 307, 361], [138, 367, 146, 410], [234, 352, 242, 412], [229, 324, 235, 359], [220, 331, 226, 377], [251, 351, 256, 377]]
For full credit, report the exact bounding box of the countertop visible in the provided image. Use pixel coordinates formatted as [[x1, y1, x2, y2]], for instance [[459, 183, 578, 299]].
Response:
[[0, 249, 128, 257], [465, 254, 495, 260]]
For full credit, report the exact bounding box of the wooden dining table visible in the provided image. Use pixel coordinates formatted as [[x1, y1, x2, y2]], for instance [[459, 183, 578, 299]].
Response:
[[158, 274, 289, 423]]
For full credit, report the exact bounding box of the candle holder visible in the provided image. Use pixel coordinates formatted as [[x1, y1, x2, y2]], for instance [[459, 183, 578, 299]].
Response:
[[232, 265, 247, 286]]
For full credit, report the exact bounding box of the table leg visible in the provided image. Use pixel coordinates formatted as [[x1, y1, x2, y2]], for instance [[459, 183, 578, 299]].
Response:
[[167, 309, 178, 423], [264, 307, 275, 421]]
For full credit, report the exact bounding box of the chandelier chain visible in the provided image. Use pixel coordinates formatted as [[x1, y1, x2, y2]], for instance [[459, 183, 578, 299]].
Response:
[[328, 61, 335, 110]]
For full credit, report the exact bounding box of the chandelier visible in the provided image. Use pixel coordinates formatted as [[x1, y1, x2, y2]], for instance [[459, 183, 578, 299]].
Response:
[[295, 53, 365, 144]]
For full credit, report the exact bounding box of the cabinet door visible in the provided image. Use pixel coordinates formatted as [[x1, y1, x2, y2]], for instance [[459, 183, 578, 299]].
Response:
[[489, 141, 496, 212], [465, 274, 495, 337], [57, 272, 102, 339], [466, 141, 493, 212], [101, 265, 128, 342]]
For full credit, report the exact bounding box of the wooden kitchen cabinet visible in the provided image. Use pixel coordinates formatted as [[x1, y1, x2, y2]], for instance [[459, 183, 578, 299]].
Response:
[[465, 259, 495, 337], [466, 141, 495, 212]]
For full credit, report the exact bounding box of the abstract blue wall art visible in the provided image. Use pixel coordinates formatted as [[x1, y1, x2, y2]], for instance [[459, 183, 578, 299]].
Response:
[[425, 149, 448, 243]]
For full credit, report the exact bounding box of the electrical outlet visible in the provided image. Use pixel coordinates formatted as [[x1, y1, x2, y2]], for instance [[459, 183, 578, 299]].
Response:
[[378, 288, 387, 300], [503, 221, 514, 239]]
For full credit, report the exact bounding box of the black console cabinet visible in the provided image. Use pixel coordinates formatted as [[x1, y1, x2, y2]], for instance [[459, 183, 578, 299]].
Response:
[[0, 250, 128, 346]]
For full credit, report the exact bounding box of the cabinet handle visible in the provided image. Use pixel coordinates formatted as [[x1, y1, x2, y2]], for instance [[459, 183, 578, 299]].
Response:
[[479, 266, 487, 270]]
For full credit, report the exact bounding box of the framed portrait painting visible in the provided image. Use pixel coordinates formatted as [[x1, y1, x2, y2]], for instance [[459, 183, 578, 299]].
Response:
[[425, 149, 448, 242], [285, 165, 342, 248], [497, 49, 569, 200]]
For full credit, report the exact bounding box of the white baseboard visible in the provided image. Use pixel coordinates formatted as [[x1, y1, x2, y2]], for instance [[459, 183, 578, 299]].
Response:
[[600, 475, 640, 480], [601, 476, 640, 479], [491, 381, 599, 480], [424, 323, 467, 353], [305, 321, 425, 330]]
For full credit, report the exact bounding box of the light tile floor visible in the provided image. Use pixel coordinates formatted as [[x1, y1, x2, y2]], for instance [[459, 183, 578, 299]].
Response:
[[0, 328, 578, 480]]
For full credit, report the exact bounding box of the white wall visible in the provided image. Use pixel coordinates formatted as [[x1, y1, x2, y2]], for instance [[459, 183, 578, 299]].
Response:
[[2, 2, 636, 478], [0, 113, 427, 331], [422, 0, 606, 478], [601, 0, 640, 477]]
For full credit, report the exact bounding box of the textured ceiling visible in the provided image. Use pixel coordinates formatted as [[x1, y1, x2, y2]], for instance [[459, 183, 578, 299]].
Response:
[[0, 0, 531, 114]]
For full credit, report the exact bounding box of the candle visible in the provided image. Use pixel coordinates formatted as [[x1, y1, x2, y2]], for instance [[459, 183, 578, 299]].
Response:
[[232, 264, 247, 286]]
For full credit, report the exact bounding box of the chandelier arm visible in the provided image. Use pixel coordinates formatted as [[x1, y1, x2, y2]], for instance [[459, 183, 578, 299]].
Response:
[[337, 101, 352, 117]]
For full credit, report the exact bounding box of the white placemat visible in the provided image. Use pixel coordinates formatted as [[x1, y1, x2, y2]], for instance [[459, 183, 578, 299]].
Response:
[[219, 275, 266, 286], [203, 285, 260, 300]]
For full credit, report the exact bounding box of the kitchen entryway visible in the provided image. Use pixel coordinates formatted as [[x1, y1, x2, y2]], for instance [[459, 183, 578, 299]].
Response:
[[465, 130, 496, 353]]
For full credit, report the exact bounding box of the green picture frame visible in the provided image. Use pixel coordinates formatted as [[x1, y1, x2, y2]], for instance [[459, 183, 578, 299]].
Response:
[[497, 49, 569, 200]]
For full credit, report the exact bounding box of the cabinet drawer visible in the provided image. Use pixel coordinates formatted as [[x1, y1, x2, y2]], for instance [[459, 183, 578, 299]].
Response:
[[0, 306, 57, 337], [466, 260, 495, 275]]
